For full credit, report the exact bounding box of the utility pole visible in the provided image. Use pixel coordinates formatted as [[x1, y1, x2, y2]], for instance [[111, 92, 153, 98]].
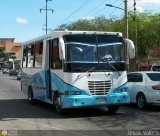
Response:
[[133, 0, 138, 70], [124, 0, 129, 71], [124, 0, 128, 39], [40, 0, 54, 34]]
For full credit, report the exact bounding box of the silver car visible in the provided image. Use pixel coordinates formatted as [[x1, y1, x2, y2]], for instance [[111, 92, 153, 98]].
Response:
[[2, 68, 10, 74]]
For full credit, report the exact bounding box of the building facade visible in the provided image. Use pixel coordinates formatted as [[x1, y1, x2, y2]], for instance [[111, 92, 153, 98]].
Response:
[[0, 38, 22, 60], [0, 38, 22, 69]]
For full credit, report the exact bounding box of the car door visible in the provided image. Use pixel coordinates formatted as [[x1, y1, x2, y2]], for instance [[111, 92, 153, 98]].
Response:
[[127, 73, 143, 103]]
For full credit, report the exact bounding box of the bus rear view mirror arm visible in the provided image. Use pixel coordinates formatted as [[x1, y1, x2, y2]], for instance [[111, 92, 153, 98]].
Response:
[[124, 38, 135, 59], [59, 37, 65, 60]]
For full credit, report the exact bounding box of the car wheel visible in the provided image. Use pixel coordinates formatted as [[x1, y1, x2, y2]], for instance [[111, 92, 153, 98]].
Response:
[[136, 93, 147, 109], [107, 105, 119, 114], [53, 93, 63, 113]]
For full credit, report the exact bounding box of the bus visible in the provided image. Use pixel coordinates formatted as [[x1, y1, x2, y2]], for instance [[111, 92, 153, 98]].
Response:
[[21, 31, 135, 113]]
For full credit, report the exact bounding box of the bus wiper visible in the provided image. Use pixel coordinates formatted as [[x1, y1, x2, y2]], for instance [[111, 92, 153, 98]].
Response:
[[77, 65, 98, 78], [73, 65, 99, 83], [101, 55, 121, 76]]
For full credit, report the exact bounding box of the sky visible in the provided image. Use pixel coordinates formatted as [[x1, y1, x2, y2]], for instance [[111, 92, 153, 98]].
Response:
[[0, 0, 160, 42]]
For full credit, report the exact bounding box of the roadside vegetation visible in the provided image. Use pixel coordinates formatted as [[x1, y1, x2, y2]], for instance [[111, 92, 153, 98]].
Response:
[[55, 12, 160, 63], [0, 47, 10, 61]]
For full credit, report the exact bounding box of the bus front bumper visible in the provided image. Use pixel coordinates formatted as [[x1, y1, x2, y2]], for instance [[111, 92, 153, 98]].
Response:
[[61, 92, 130, 109]]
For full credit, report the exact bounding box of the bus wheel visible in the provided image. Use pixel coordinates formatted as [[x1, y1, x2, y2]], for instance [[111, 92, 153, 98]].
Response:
[[53, 93, 63, 113], [107, 105, 119, 114], [28, 87, 35, 104]]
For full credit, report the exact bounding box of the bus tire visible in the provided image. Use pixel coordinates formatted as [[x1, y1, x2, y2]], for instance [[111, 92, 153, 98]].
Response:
[[107, 105, 119, 114], [28, 87, 35, 104], [53, 93, 63, 113]]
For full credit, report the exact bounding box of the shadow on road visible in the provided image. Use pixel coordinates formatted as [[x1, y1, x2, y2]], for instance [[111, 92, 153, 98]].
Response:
[[0, 99, 122, 120], [0, 99, 160, 130], [0, 98, 160, 121], [0, 99, 60, 120], [126, 103, 160, 112]]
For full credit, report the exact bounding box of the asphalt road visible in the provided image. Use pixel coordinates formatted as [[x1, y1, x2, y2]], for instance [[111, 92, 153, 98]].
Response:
[[0, 74, 160, 136]]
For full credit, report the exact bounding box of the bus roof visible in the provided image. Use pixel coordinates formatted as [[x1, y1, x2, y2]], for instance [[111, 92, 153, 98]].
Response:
[[22, 31, 123, 46]]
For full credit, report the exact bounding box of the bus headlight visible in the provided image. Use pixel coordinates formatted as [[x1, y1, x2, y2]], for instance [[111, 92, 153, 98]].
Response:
[[117, 88, 128, 92], [64, 91, 81, 95]]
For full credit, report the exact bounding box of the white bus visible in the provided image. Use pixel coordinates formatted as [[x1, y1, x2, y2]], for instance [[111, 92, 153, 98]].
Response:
[[21, 31, 135, 113]]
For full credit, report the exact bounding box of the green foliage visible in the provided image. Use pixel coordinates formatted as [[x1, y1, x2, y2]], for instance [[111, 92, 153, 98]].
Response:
[[56, 16, 114, 31], [54, 12, 160, 59], [0, 47, 10, 61], [0, 47, 5, 58]]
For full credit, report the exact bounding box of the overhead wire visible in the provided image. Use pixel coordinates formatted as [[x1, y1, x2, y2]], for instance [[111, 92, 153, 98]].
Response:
[[53, 0, 126, 28], [86, 0, 122, 16], [112, 0, 121, 5], [93, 7, 106, 16], [108, 2, 136, 20], [59, 0, 94, 23], [84, 0, 109, 16], [106, 1, 124, 19]]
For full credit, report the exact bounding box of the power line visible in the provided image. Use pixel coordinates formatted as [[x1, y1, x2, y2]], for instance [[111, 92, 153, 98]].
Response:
[[53, 0, 124, 28], [106, 1, 124, 19], [93, 7, 106, 16], [84, 0, 108, 16], [61, 0, 94, 22], [84, 0, 121, 17], [112, 0, 121, 5], [55, 0, 112, 26]]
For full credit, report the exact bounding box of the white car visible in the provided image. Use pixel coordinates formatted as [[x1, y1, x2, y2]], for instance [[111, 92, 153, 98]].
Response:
[[127, 71, 160, 109]]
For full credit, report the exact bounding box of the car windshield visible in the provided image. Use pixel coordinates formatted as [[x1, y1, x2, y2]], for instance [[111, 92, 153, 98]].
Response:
[[146, 73, 160, 81]]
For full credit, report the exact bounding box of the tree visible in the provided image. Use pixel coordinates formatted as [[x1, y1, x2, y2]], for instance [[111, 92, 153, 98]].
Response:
[[0, 47, 9, 61], [0, 47, 5, 58], [54, 12, 160, 64]]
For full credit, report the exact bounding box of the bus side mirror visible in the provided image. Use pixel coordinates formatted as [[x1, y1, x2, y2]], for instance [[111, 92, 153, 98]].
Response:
[[59, 37, 65, 60], [124, 39, 135, 59]]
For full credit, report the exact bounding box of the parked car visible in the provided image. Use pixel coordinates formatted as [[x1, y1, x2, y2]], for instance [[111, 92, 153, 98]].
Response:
[[2, 68, 10, 74], [139, 64, 160, 71], [17, 71, 22, 80], [127, 71, 160, 109], [9, 69, 19, 76]]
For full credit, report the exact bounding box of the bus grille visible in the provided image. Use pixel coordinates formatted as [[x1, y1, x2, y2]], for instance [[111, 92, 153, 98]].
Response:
[[88, 80, 111, 96]]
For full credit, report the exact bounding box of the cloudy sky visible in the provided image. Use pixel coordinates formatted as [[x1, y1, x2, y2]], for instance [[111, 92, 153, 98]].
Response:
[[0, 0, 159, 42]]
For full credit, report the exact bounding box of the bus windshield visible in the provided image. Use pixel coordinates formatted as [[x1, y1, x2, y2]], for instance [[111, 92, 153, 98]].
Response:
[[63, 34, 125, 72]]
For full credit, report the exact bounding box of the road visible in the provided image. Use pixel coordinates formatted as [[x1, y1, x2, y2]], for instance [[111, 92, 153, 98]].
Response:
[[0, 74, 160, 136]]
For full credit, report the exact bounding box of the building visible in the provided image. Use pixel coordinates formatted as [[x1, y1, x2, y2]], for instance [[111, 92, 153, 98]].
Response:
[[0, 38, 22, 69], [0, 38, 22, 59]]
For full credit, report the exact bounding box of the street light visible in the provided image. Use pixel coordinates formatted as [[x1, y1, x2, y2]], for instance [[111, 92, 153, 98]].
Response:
[[106, 4, 125, 13], [106, 2, 137, 71], [106, 4, 135, 20]]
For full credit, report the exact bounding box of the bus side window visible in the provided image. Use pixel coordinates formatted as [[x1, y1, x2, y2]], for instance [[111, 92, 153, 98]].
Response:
[[51, 39, 62, 69], [35, 41, 43, 68], [22, 46, 27, 68], [27, 45, 34, 68]]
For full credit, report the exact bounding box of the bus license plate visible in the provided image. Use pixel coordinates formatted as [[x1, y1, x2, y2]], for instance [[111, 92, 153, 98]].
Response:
[[96, 98, 105, 104]]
